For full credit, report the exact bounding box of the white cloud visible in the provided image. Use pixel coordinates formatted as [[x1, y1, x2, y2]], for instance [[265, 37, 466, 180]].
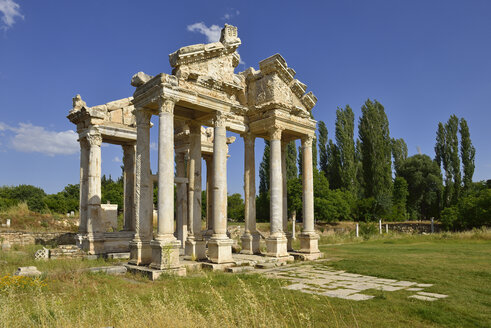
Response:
[[221, 9, 240, 21], [113, 156, 122, 163], [150, 142, 157, 151], [0, 122, 79, 156], [187, 22, 221, 43], [0, 0, 23, 30]]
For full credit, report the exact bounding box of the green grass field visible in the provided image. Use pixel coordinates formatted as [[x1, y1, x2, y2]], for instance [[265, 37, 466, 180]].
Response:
[[0, 230, 489, 327]]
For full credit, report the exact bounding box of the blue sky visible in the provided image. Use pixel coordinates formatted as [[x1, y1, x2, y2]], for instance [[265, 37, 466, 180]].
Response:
[[0, 0, 489, 196]]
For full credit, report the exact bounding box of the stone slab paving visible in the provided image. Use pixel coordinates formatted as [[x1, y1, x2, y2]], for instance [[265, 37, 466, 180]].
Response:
[[262, 264, 448, 302]]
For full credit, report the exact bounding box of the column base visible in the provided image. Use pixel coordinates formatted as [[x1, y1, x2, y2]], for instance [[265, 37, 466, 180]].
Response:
[[286, 232, 294, 252], [149, 238, 181, 270], [266, 235, 289, 257], [81, 233, 105, 255], [129, 240, 152, 266], [298, 232, 320, 254], [207, 237, 234, 264], [185, 238, 207, 260], [202, 229, 213, 241], [240, 232, 261, 254]]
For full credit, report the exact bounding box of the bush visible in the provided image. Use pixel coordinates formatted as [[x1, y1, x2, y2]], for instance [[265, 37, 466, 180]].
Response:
[[359, 222, 378, 239]]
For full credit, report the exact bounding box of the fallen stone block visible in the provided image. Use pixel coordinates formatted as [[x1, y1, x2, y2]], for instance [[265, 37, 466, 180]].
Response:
[[15, 266, 42, 277], [86, 266, 127, 275]]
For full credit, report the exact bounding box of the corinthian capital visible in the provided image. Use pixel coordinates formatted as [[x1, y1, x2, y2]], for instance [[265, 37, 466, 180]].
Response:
[[302, 134, 314, 148], [213, 111, 226, 128], [86, 133, 102, 147], [242, 132, 255, 146], [268, 125, 284, 141], [158, 96, 177, 114]]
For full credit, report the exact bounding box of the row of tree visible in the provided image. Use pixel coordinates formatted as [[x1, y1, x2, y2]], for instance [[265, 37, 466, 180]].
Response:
[[256, 99, 489, 230]]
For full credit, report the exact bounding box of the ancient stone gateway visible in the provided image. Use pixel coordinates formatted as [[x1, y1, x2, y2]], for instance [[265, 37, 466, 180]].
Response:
[[68, 24, 320, 273]]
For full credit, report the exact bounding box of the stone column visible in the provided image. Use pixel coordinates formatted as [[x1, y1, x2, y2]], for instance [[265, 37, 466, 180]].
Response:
[[176, 152, 188, 248], [185, 121, 206, 259], [150, 97, 181, 270], [240, 133, 260, 254], [123, 143, 136, 232], [203, 155, 214, 239], [208, 112, 233, 264], [78, 138, 89, 234], [266, 127, 288, 257], [282, 141, 293, 251], [299, 135, 320, 255], [129, 109, 153, 265], [85, 131, 104, 254]]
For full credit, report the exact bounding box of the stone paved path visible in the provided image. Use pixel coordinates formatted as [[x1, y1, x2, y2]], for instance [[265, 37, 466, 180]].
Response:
[[262, 263, 448, 301]]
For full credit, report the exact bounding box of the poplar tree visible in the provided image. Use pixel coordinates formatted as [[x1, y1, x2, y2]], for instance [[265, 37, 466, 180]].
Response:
[[259, 140, 270, 194], [335, 105, 356, 192], [358, 99, 392, 203], [391, 138, 408, 177], [446, 115, 461, 205], [327, 140, 342, 189], [286, 141, 298, 180], [459, 118, 475, 190], [318, 121, 329, 176], [435, 122, 451, 207]]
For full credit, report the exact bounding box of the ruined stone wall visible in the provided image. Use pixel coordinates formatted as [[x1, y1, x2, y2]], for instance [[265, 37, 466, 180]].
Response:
[[0, 231, 77, 247]]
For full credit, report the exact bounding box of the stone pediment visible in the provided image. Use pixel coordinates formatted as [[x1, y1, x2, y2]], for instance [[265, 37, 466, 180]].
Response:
[[245, 54, 317, 117], [169, 24, 243, 91]]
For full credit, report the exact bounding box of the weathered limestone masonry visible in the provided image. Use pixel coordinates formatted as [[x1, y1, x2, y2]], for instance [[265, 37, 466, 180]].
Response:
[[0, 231, 76, 247], [68, 24, 321, 274]]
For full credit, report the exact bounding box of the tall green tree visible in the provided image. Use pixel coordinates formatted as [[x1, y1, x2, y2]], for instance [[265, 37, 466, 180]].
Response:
[[358, 99, 392, 205], [312, 136, 318, 170], [259, 140, 270, 194], [318, 121, 329, 176], [459, 118, 475, 190], [391, 177, 408, 221], [391, 138, 408, 177], [286, 141, 298, 180], [257, 140, 271, 221], [398, 154, 443, 220], [446, 115, 461, 205], [355, 139, 364, 197], [327, 140, 342, 189], [335, 105, 356, 192]]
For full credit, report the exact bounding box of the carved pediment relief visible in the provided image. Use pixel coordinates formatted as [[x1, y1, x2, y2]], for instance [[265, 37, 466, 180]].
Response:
[[246, 54, 317, 115]]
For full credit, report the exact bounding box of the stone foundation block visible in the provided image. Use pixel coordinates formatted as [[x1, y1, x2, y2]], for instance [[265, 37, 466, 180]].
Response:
[[298, 233, 320, 254], [286, 232, 294, 251], [240, 233, 261, 254], [265, 235, 289, 257], [149, 239, 181, 270], [129, 240, 152, 266], [207, 238, 234, 264], [185, 238, 207, 260]]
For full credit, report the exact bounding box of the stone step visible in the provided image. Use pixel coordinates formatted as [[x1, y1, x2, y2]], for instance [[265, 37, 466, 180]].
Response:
[[225, 266, 255, 273], [106, 252, 130, 260]]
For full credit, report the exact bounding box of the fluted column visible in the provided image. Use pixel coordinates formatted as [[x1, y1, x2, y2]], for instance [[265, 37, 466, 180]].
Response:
[[150, 97, 181, 270], [176, 152, 188, 248], [78, 138, 89, 235], [282, 141, 293, 251], [204, 155, 214, 239], [129, 109, 153, 265], [299, 134, 320, 254], [240, 133, 260, 254], [266, 126, 288, 257], [185, 121, 206, 259], [208, 112, 233, 264], [123, 143, 136, 232]]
